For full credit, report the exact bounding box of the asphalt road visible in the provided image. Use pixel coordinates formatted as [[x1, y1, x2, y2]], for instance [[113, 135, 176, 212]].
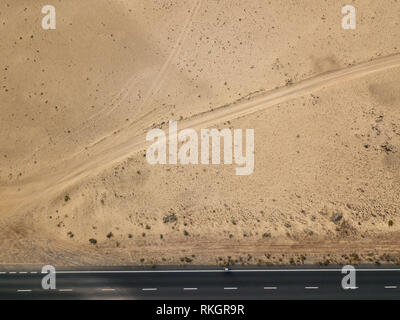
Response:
[[0, 267, 399, 300]]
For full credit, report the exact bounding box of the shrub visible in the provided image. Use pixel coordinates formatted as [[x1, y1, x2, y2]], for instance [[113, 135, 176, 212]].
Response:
[[389, 220, 394, 227], [89, 238, 97, 244], [163, 213, 177, 223]]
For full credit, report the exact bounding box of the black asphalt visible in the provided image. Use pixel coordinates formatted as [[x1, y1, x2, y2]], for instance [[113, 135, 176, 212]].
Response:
[[0, 267, 399, 300]]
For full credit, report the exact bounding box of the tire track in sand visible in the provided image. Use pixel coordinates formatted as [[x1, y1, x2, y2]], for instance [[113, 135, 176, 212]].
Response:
[[27, 0, 203, 160], [1, 54, 400, 215]]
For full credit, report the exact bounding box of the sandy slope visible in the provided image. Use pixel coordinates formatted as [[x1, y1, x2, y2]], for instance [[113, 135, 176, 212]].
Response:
[[0, 0, 400, 265]]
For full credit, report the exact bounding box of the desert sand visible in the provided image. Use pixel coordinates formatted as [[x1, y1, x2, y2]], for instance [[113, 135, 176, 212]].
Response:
[[0, 0, 400, 266]]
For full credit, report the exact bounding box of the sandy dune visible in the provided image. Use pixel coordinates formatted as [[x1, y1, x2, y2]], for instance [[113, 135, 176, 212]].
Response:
[[1, 0, 400, 265]]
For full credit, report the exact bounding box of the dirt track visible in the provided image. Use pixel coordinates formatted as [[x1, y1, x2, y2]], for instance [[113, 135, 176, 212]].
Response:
[[2, 54, 400, 216]]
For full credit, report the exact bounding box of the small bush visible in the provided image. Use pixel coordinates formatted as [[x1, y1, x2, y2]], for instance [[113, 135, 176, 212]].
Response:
[[89, 238, 97, 244], [163, 213, 177, 223], [389, 220, 394, 227], [64, 194, 70, 202]]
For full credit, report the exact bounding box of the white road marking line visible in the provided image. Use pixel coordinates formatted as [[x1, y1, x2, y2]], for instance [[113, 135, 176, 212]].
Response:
[[19, 272, 27, 274], [0, 272, 6, 274], [142, 288, 158, 291], [224, 287, 238, 290], [30, 272, 38, 274], [385, 286, 397, 289], [183, 288, 198, 291], [101, 288, 116, 291], [264, 287, 277, 290], [59, 289, 73, 292], [17, 289, 32, 292], [305, 287, 319, 290], [9, 272, 16, 274], [55, 268, 400, 274]]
